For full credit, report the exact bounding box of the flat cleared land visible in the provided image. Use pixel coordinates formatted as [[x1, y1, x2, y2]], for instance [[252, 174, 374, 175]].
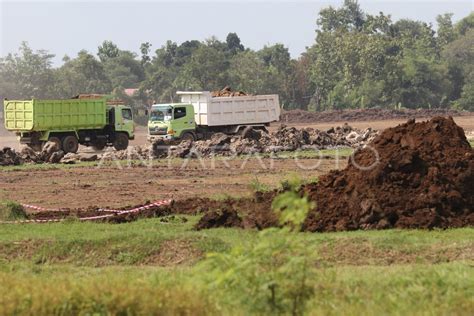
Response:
[[0, 154, 347, 209]]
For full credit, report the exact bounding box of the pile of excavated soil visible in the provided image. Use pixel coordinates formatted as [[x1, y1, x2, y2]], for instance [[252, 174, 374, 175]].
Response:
[[195, 209, 243, 230], [282, 108, 471, 124], [154, 124, 377, 159], [303, 116, 474, 231], [211, 86, 249, 97], [191, 117, 473, 232], [1, 124, 377, 166]]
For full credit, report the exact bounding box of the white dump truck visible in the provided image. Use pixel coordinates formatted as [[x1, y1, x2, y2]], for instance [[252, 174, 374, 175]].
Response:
[[147, 91, 280, 142]]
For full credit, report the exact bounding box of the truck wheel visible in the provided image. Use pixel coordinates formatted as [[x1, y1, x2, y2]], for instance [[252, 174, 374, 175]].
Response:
[[92, 139, 106, 151], [62, 136, 79, 153], [113, 133, 129, 151], [181, 132, 195, 142], [48, 136, 62, 150]]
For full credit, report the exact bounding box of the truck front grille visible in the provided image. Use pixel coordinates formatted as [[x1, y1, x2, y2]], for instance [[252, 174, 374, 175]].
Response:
[[149, 127, 167, 135]]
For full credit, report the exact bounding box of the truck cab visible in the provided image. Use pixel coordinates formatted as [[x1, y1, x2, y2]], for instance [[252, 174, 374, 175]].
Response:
[[108, 104, 135, 138], [147, 103, 196, 142]]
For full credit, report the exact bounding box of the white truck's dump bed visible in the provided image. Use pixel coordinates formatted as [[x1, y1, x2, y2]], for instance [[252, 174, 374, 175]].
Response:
[[177, 91, 280, 126]]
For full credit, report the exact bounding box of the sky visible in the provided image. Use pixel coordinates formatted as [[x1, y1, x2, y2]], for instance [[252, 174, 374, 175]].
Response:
[[0, 0, 473, 65]]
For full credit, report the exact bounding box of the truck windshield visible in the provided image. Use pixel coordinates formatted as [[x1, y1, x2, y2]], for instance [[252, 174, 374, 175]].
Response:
[[150, 108, 172, 122]]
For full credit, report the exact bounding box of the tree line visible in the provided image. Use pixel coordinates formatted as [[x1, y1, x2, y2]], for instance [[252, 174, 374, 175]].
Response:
[[1, 1, 473, 111]]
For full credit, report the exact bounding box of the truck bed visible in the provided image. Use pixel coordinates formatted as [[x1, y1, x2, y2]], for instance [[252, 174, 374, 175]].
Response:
[[4, 99, 107, 132], [177, 91, 280, 126]]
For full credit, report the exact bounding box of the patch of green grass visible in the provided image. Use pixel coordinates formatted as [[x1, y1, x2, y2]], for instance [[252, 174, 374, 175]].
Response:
[[0, 218, 472, 266], [0, 161, 99, 172], [0, 259, 471, 315], [469, 139, 474, 147], [269, 147, 354, 159], [0, 218, 472, 314], [249, 176, 272, 193], [0, 265, 217, 315], [0, 200, 27, 220]]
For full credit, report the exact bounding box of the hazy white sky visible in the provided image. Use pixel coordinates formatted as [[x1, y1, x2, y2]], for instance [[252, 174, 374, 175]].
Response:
[[1, 0, 472, 65]]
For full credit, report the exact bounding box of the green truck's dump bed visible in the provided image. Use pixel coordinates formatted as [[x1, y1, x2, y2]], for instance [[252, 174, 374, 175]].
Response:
[[4, 99, 107, 132]]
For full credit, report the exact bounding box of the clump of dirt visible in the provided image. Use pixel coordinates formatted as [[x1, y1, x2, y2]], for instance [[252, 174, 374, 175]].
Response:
[[195, 208, 243, 230], [0, 147, 22, 166], [282, 108, 471, 124], [303, 116, 474, 231], [211, 86, 249, 97]]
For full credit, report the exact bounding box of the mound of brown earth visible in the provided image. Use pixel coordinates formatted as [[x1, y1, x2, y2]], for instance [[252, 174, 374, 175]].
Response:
[[211, 86, 249, 97], [282, 108, 471, 124], [195, 209, 243, 230], [0, 147, 22, 166], [303, 116, 474, 231]]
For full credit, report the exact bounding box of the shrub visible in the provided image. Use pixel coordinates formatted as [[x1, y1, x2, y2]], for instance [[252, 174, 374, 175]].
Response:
[[202, 190, 316, 315], [0, 201, 27, 221]]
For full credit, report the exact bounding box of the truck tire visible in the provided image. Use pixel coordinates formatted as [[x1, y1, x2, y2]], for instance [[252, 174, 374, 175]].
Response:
[[181, 132, 195, 142], [62, 136, 79, 153], [48, 136, 62, 150], [92, 139, 106, 151], [113, 133, 129, 151]]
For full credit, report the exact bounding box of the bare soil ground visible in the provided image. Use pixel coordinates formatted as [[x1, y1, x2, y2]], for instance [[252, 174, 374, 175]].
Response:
[[0, 157, 342, 209], [1, 115, 472, 211]]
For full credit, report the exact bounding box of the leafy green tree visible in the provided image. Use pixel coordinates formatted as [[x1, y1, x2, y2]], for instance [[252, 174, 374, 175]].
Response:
[[174, 40, 201, 67], [177, 44, 229, 90], [97, 40, 120, 62], [139, 42, 152, 65], [437, 13, 456, 47], [228, 51, 268, 93], [455, 12, 474, 36], [0, 42, 55, 98], [53, 50, 111, 97], [394, 52, 450, 108], [317, 0, 365, 32], [443, 28, 474, 109], [226, 32, 244, 54], [103, 50, 145, 89], [458, 75, 474, 111]]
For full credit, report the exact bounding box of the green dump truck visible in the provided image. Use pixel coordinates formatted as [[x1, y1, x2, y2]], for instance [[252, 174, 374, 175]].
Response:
[[3, 98, 134, 153], [148, 91, 280, 142]]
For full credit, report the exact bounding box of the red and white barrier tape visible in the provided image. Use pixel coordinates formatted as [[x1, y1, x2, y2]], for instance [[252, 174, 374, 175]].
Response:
[[100, 199, 173, 214], [0, 199, 172, 224], [20, 204, 58, 212]]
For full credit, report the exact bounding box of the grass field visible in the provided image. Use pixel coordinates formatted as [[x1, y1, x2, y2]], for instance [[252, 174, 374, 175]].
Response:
[[0, 217, 472, 315], [1, 143, 473, 315]]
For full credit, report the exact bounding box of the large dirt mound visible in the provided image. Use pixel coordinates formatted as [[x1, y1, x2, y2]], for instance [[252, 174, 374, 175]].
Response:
[[303, 117, 474, 231], [282, 108, 471, 124]]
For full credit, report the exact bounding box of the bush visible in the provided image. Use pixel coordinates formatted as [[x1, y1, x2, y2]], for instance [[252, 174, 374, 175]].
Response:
[[201, 190, 316, 315], [249, 176, 270, 193], [0, 201, 27, 221]]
